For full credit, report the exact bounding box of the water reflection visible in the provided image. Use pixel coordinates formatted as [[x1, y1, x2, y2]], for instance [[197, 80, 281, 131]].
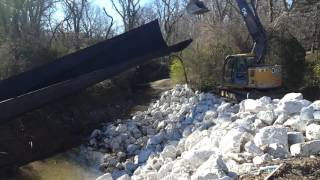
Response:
[[5, 146, 103, 180]]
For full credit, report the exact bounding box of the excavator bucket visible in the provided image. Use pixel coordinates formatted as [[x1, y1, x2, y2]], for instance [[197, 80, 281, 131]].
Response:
[[186, 0, 210, 15]]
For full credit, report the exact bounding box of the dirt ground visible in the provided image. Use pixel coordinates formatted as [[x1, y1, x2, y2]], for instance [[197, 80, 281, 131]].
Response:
[[240, 156, 320, 180]]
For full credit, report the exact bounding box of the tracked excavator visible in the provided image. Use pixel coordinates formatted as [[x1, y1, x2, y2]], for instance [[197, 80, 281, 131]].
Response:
[[187, 0, 282, 100]]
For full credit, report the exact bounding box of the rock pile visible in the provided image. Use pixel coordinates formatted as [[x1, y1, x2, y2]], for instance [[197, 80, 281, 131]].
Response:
[[90, 85, 320, 180]]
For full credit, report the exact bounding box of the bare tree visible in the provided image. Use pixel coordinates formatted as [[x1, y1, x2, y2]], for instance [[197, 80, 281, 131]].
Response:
[[62, 0, 88, 50], [111, 0, 141, 32], [154, 0, 183, 42], [103, 8, 114, 39]]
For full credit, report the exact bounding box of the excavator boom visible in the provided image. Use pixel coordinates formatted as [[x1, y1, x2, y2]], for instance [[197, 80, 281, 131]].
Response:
[[187, 0, 267, 64]]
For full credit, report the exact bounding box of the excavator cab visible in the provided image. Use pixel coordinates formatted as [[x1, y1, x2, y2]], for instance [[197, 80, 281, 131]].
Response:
[[223, 55, 253, 86], [223, 54, 282, 89], [186, 0, 210, 15]]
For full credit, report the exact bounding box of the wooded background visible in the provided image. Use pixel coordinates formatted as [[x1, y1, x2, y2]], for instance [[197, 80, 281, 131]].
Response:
[[0, 0, 319, 90]]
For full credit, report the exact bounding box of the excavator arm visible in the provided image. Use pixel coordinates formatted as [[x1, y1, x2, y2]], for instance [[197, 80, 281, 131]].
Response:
[[187, 0, 267, 64], [235, 0, 267, 64]]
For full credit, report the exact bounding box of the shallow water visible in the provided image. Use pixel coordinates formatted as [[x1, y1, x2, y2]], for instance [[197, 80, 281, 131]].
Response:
[[6, 146, 104, 180]]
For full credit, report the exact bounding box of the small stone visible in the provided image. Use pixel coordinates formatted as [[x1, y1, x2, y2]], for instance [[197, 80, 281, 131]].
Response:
[[123, 161, 138, 174], [252, 154, 272, 165], [116, 124, 128, 133]]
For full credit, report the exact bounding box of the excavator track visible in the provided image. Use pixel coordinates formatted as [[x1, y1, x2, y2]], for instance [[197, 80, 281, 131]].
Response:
[[217, 86, 287, 102]]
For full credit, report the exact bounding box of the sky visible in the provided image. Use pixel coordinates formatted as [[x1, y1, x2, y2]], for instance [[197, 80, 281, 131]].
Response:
[[92, 0, 151, 25]]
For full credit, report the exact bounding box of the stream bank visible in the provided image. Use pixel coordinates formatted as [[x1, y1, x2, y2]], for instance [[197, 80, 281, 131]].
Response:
[[0, 79, 172, 180]]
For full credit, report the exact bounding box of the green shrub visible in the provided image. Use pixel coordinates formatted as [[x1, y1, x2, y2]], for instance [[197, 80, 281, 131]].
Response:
[[169, 39, 234, 91], [170, 57, 186, 85], [313, 63, 320, 85]]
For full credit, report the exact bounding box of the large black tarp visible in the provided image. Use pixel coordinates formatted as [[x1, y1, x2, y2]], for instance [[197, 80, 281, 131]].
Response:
[[0, 20, 192, 122], [0, 20, 185, 102]]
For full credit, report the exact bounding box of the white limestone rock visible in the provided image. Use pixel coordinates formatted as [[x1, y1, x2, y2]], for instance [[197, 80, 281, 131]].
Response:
[[184, 130, 209, 151], [276, 100, 303, 115], [252, 154, 272, 165], [225, 159, 255, 175], [279, 93, 303, 103], [314, 111, 320, 120], [257, 110, 276, 125], [203, 110, 218, 122], [242, 99, 266, 113], [171, 159, 193, 174], [300, 106, 314, 121], [266, 143, 289, 158], [135, 149, 152, 164], [147, 132, 165, 146], [220, 128, 253, 154], [118, 174, 131, 180], [144, 170, 158, 180], [273, 113, 289, 125], [96, 173, 113, 180], [160, 145, 177, 159], [259, 96, 272, 105], [127, 144, 139, 155], [116, 124, 128, 133], [157, 161, 174, 179], [311, 100, 320, 111], [283, 115, 308, 132], [288, 131, 305, 145], [181, 150, 215, 169], [253, 119, 267, 130], [244, 141, 263, 156], [306, 123, 320, 140], [254, 126, 288, 148], [290, 140, 320, 156], [191, 155, 228, 180]]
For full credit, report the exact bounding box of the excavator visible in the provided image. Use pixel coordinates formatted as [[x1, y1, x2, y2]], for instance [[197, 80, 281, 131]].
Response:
[[187, 0, 282, 100]]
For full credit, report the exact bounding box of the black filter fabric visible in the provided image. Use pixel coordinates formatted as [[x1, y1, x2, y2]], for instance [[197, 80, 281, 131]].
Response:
[[0, 20, 172, 101]]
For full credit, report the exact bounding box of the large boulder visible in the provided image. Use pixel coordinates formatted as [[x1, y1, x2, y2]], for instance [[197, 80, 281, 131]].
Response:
[[219, 128, 253, 154], [191, 155, 228, 180], [290, 140, 320, 156], [254, 126, 288, 148]]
